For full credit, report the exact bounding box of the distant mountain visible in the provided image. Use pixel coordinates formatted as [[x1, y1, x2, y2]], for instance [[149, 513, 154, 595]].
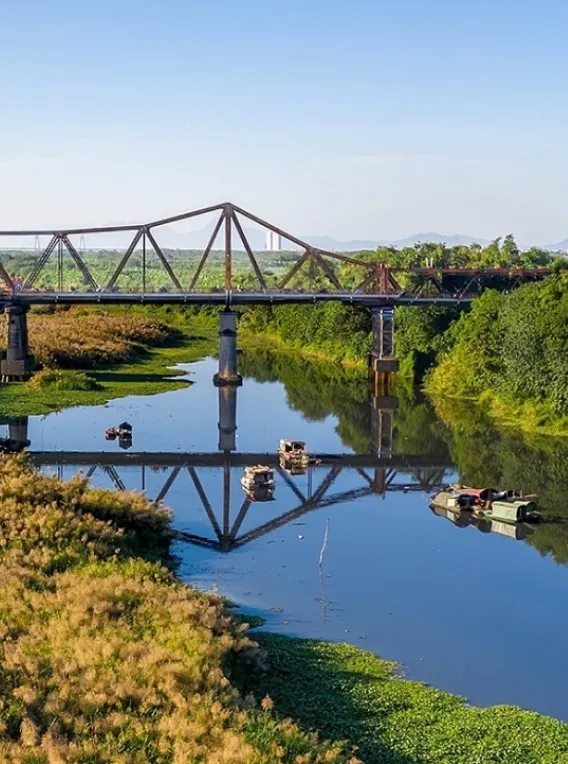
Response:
[[300, 232, 490, 252], [300, 235, 382, 251], [544, 239, 568, 252], [390, 233, 490, 248]]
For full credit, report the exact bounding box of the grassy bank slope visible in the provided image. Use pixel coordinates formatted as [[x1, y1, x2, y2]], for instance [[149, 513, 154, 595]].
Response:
[[0, 456, 353, 763], [0, 308, 216, 416], [0, 457, 567, 762]]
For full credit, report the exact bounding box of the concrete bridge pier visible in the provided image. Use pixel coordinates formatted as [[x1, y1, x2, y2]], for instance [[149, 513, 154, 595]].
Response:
[[1, 306, 35, 383], [218, 384, 238, 452], [368, 307, 399, 393], [370, 391, 398, 459], [369, 390, 398, 497], [213, 310, 242, 387], [8, 417, 30, 450]]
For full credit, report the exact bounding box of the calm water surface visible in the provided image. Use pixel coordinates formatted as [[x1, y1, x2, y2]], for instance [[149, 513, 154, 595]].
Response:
[[9, 353, 568, 721]]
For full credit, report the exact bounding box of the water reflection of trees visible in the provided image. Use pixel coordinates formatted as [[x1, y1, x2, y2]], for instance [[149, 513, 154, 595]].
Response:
[[241, 348, 568, 566], [240, 348, 450, 457], [433, 397, 568, 565]]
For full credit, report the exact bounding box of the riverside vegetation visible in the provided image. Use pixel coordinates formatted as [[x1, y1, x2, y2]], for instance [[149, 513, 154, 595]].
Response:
[[0, 308, 216, 416], [0, 455, 567, 763], [238, 235, 568, 435]]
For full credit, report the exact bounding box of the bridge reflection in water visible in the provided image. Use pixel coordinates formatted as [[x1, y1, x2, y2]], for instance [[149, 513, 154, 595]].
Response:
[[0, 385, 533, 552]]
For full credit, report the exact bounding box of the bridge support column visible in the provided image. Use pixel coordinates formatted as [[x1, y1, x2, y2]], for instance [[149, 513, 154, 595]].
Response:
[[213, 310, 242, 387], [8, 417, 30, 450], [370, 391, 398, 498], [368, 307, 399, 394], [1, 306, 35, 383], [218, 385, 238, 452], [370, 391, 398, 458]]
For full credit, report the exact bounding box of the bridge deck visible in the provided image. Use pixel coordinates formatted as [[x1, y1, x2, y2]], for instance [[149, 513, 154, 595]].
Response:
[[1, 292, 471, 306], [28, 451, 450, 469]]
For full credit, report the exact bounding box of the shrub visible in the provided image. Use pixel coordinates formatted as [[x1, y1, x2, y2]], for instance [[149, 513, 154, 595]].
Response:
[[27, 369, 99, 391]]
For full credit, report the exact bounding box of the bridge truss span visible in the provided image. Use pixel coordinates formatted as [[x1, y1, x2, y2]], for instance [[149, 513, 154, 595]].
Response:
[[0, 202, 553, 306]]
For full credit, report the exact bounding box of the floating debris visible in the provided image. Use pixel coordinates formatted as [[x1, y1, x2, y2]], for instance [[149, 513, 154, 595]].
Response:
[[105, 421, 133, 441]]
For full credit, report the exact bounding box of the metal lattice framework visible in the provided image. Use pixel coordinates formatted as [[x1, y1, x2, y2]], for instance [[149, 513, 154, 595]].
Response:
[[28, 451, 449, 552], [0, 202, 554, 303]]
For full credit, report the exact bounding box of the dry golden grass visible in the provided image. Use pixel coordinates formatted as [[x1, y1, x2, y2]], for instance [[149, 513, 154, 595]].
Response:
[[0, 456, 357, 763], [1, 308, 174, 368]]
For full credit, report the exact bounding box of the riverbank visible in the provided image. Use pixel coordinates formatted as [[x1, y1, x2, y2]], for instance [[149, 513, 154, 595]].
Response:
[[0, 455, 350, 762], [0, 308, 216, 416], [1, 456, 566, 763]]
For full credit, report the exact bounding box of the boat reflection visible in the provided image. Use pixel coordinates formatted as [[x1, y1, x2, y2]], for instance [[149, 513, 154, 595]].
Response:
[[429, 504, 536, 541]]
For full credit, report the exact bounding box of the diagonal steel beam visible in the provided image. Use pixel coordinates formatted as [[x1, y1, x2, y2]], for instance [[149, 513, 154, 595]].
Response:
[[189, 212, 224, 290], [354, 269, 379, 294], [106, 229, 143, 290], [145, 229, 183, 291], [276, 465, 308, 503], [311, 466, 342, 503], [229, 498, 252, 540], [277, 250, 311, 290], [312, 251, 342, 290], [61, 235, 98, 290], [24, 234, 59, 289], [148, 203, 226, 229], [0, 258, 13, 290], [232, 211, 267, 291], [154, 466, 181, 504], [187, 467, 223, 540], [232, 204, 376, 268], [103, 466, 126, 492]]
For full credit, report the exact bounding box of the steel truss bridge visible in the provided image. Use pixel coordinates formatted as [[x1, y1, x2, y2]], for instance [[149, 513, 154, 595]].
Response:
[[29, 450, 451, 552], [0, 202, 553, 306]]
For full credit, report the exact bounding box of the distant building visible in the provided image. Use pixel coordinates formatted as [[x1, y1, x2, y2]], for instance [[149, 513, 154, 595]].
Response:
[[265, 230, 281, 251]]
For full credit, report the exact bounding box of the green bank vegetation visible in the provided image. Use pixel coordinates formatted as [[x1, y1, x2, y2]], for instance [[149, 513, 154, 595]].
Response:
[[0, 456, 567, 762], [0, 308, 216, 416], [425, 276, 568, 435], [0, 455, 353, 762]]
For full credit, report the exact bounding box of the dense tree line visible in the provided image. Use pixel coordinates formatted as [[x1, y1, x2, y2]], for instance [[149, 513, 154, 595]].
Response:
[[426, 275, 568, 422]]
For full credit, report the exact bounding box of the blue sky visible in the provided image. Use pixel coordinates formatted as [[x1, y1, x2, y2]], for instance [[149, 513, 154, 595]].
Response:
[[0, 0, 567, 243]]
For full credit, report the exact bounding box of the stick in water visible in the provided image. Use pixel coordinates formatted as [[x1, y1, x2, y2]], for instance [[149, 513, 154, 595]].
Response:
[[318, 518, 330, 619], [319, 518, 330, 569]]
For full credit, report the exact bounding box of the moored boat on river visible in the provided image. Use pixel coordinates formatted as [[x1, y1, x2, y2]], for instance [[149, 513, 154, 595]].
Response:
[[431, 484, 541, 524], [241, 466, 275, 493], [278, 439, 320, 474]]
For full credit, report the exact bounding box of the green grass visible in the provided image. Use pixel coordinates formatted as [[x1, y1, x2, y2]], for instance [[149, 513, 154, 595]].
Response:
[[0, 328, 216, 417], [240, 633, 568, 764]]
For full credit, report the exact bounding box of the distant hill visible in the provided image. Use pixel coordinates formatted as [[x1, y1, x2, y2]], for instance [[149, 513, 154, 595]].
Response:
[[545, 239, 568, 252], [301, 232, 490, 251]]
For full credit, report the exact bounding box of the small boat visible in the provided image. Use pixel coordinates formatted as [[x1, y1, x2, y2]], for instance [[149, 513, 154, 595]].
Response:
[[243, 486, 275, 503], [278, 439, 320, 473], [241, 465, 275, 493], [431, 484, 541, 524], [105, 421, 133, 441], [279, 439, 309, 462]]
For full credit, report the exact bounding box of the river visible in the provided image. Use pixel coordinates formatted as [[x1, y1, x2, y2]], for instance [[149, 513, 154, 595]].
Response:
[[7, 348, 568, 721]]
